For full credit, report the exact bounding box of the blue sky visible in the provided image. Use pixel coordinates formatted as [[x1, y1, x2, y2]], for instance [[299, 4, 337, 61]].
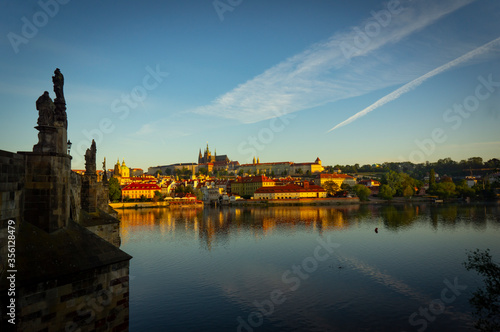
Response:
[[1, 0, 499, 170]]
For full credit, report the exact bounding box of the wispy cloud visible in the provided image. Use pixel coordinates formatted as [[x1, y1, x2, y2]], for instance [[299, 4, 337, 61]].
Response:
[[192, 0, 476, 124], [328, 36, 500, 132]]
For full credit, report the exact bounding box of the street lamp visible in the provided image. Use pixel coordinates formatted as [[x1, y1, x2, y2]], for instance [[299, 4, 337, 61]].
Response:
[[67, 140, 72, 155]]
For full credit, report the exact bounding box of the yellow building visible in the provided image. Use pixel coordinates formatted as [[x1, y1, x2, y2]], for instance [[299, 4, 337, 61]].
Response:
[[114, 159, 130, 178], [239, 157, 324, 175], [230, 175, 275, 197], [254, 182, 327, 200], [314, 173, 356, 188], [290, 157, 324, 174], [121, 183, 161, 200]]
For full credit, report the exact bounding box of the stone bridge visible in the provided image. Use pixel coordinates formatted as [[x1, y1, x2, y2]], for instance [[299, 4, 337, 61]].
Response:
[[0, 69, 131, 331]]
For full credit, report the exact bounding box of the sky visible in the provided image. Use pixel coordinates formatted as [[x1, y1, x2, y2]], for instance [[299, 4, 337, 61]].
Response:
[[1, 0, 499, 171]]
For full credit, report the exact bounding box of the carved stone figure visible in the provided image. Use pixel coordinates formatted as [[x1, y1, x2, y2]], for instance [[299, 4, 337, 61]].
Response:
[[102, 157, 108, 183], [52, 68, 65, 102], [52, 68, 67, 128], [35, 91, 55, 126], [85, 139, 97, 174]]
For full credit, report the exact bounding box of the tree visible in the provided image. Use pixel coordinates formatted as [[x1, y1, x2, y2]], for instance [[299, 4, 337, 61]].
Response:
[[359, 164, 372, 172], [485, 158, 500, 169], [456, 179, 475, 198], [340, 183, 351, 191], [381, 170, 418, 196], [194, 188, 203, 200], [108, 177, 121, 202], [463, 249, 500, 332], [199, 167, 208, 175], [429, 168, 436, 185], [296, 168, 303, 175], [402, 185, 414, 199], [152, 191, 161, 203], [379, 184, 395, 200], [468, 157, 483, 167], [323, 181, 340, 196], [353, 184, 371, 201], [434, 182, 456, 199]]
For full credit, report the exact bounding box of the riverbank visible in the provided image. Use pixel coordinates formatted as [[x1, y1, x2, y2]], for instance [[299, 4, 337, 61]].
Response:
[[109, 201, 204, 209], [232, 197, 360, 206], [110, 196, 497, 209]]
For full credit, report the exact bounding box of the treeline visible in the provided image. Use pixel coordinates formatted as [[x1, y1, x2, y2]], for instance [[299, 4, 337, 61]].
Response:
[[330, 157, 500, 180]]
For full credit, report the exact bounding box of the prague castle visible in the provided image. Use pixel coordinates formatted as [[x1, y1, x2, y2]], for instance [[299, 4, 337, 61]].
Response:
[[198, 144, 229, 164]]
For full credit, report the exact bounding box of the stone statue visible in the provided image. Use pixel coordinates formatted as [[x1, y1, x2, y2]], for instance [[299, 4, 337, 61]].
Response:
[[102, 157, 108, 183], [52, 68, 65, 102], [35, 91, 55, 126], [85, 139, 97, 174], [52, 68, 67, 128]]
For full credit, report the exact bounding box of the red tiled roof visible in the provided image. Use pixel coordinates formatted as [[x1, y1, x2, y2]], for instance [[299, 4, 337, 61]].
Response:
[[234, 175, 275, 183], [122, 183, 161, 191], [255, 184, 325, 194]]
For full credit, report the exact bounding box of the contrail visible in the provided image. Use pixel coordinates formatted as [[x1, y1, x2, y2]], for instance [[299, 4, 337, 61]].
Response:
[[327, 36, 500, 132]]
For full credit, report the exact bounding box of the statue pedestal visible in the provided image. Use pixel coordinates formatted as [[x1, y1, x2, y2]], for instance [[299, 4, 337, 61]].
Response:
[[33, 125, 68, 155], [33, 125, 58, 153], [19, 151, 71, 233], [82, 174, 98, 213]]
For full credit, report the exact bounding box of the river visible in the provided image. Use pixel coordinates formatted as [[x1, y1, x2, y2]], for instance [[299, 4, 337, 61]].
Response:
[[118, 203, 500, 332]]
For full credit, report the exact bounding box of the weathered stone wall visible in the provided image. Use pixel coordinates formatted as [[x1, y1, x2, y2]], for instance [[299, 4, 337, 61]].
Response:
[[21, 152, 71, 233], [81, 176, 97, 213], [70, 171, 82, 223], [86, 222, 121, 248], [0, 150, 25, 226], [16, 261, 129, 332], [0, 150, 25, 287], [96, 181, 109, 212]]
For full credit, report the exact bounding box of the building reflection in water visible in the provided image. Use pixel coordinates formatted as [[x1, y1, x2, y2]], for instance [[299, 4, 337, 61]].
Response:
[[118, 204, 500, 251]]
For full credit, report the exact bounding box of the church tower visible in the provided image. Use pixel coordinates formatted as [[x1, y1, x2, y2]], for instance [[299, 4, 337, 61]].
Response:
[[114, 158, 121, 177], [121, 159, 130, 177]]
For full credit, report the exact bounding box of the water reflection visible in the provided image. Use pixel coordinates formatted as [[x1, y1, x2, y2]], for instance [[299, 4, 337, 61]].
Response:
[[118, 203, 500, 248], [118, 203, 500, 331]]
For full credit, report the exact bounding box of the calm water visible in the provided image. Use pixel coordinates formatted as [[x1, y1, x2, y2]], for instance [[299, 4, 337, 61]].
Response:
[[118, 203, 500, 332]]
